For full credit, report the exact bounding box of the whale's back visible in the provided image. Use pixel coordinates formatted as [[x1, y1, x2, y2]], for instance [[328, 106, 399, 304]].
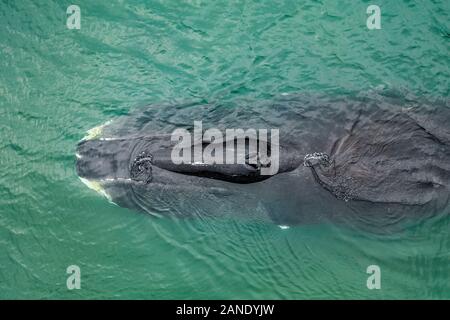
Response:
[[310, 105, 450, 206]]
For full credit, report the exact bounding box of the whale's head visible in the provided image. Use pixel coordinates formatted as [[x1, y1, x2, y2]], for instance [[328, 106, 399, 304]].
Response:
[[75, 135, 196, 213], [76, 138, 138, 182]]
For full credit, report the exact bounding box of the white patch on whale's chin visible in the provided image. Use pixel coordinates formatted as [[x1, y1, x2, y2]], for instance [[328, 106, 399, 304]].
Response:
[[81, 120, 113, 141], [278, 225, 290, 230], [78, 177, 133, 205], [79, 177, 114, 203]]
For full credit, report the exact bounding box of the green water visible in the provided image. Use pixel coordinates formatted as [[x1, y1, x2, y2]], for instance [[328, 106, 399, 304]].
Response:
[[1, 0, 449, 299]]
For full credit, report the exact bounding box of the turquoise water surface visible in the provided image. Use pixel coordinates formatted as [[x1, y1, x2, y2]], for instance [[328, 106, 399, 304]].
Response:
[[0, 0, 449, 299]]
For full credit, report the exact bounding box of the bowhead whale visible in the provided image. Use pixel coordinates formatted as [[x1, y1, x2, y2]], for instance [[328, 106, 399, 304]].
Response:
[[75, 92, 450, 230]]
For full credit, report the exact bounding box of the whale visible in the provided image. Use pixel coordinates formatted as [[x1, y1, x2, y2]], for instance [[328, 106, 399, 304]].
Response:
[[75, 92, 450, 230]]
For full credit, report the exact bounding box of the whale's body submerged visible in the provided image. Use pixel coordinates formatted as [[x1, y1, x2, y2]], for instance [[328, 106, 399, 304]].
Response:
[[75, 93, 450, 229]]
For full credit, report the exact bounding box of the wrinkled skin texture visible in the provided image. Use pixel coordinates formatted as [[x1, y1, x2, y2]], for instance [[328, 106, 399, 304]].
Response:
[[75, 92, 450, 230]]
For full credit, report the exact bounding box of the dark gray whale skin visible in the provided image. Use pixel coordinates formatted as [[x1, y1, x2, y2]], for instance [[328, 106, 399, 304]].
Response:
[[75, 93, 450, 229]]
